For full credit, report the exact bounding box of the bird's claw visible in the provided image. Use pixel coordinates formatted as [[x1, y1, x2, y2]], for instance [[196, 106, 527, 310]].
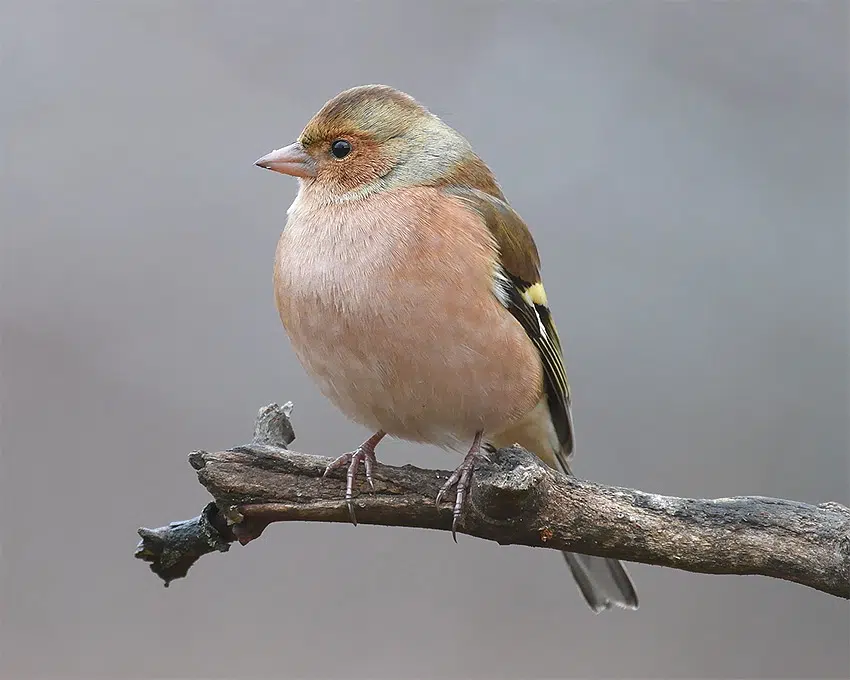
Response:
[[436, 442, 481, 542], [323, 445, 379, 525]]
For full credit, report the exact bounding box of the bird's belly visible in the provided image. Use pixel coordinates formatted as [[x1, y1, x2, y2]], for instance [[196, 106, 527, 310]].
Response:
[[276, 267, 543, 449]]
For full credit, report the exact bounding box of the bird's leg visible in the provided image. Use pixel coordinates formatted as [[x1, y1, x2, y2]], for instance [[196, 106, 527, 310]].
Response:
[[436, 431, 484, 542], [323, 430, 386, 525]]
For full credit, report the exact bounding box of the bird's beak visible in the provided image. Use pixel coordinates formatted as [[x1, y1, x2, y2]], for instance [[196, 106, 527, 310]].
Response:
[[254, 142, 317, 178]]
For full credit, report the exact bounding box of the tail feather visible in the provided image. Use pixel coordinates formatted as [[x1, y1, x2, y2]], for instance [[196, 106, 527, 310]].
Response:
[[562, 552, 639, 612]]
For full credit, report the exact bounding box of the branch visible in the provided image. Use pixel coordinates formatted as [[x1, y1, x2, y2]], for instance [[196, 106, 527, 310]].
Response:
[[136, 403, 850, 599]]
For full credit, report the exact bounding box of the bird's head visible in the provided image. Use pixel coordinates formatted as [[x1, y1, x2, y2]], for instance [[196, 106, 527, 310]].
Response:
[[255, 84, 500, 200]]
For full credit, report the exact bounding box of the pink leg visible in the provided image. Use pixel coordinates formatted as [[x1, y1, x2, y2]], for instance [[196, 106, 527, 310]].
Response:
[[436, 431, 484, 542], [323, 431, 386, 525]]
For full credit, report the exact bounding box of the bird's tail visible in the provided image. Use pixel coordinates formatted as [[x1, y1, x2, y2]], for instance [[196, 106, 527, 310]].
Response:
[[556, 458, 639, 612], [561, 551, 638, 613], [489, 411, 638, 612]]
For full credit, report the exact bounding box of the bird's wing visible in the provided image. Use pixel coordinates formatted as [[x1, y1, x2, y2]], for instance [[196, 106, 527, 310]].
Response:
[[443, 186, 575, 464]]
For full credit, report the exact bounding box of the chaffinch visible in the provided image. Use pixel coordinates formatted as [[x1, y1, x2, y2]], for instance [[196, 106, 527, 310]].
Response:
[[255, 85, 638, 612]]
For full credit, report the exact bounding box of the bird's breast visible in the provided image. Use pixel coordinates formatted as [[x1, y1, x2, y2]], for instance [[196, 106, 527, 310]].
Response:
[[273, 187, 543, 447]]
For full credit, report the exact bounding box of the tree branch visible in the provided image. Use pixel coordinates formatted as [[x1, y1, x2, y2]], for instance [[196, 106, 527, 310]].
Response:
[[136, 403, 850, 599]]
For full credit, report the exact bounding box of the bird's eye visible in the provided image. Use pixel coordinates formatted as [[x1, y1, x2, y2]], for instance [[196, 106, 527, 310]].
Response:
[[330, 139, 351, 159]]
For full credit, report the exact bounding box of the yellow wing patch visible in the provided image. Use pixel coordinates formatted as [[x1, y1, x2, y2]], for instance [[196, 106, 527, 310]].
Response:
[[522, 282, 548, 307]]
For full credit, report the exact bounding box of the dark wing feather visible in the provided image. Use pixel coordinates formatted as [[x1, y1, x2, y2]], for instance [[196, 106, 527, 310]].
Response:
[[498, 270, 574, 462]]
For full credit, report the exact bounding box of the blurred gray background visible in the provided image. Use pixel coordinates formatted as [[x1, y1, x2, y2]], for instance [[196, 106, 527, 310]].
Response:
[[1, 1, 847, 678]]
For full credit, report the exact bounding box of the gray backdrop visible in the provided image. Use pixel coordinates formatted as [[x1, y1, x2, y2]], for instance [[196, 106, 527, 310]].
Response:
[[1, 1, 847, 678]]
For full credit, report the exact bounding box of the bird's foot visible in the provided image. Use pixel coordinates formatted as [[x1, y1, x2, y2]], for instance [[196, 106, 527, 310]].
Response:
[[436, 431, 484, 542], [323, 431, 386, 525]]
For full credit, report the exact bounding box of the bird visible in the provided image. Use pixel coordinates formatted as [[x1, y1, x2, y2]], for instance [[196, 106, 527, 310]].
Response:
[[254, 84, 638, 612]]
